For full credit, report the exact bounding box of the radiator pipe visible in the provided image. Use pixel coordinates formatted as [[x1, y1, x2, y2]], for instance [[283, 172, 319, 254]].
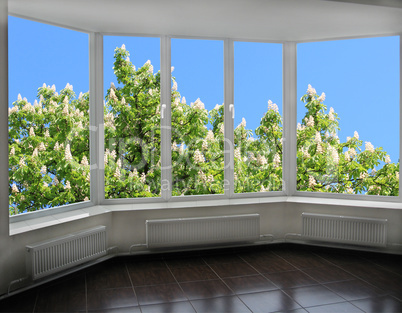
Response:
[[129, 243, 147, 254], [7, 277, 29, 295], [260, 234, 274, 241], [284, 233, 302, 241]]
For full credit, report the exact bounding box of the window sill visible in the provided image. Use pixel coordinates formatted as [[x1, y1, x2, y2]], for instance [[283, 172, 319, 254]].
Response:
[[9, 195, 402, 236]]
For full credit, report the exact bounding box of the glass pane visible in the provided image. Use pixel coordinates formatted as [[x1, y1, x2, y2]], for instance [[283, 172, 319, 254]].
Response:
[[104, 37, 161, 199], [171, 39, 224, 196], [8, 16, 89, 215], [234, 42, 283, 193], [297, 36, 399, 196]]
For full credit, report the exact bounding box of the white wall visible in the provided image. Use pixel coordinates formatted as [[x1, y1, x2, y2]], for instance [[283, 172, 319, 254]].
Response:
[[1, 201, 401, 296]]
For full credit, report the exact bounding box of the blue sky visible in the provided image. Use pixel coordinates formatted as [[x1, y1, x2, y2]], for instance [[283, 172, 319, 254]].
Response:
[[9, 16, 400, 164]]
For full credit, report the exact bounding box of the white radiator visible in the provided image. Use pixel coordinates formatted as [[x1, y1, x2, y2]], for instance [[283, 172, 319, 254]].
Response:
[[26, 226, 107, 280], [302, 213, 387, 247], [146, 214, 260, 248]]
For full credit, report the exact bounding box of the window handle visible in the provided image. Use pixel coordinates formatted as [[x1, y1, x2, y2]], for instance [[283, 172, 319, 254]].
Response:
[[161, 104, 166, 119], [229, 104, 235, 119]]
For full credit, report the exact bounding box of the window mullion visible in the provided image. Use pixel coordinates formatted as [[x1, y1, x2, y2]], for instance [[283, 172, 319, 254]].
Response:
[[282, 42, 297, 196], [161, 36, 172, 201], [224, 39, 234, 198], [89, 32, 104, 205]]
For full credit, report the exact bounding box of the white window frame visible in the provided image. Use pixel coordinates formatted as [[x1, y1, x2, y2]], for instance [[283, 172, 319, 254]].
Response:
[[6, 13, 402, 225]]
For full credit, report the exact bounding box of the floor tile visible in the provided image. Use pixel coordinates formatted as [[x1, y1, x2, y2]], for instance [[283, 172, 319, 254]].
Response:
[[191, 296, 252, 313], [209, 261, 258, 278], [126, 259, 167, 271], [87, 287, 138, 311], [246, 254, 297, 273], [86, 263, 131, 290], [324, 279, 385, 300], [351, 295, 402, 313], [264, 270, 318, 289], [35, 287, 86, 312], [302, 265, 355, 283], [135, 283, 187, 305], [283, 285, 345, 307], [202, 253, 244, 264], [141, 301, 196, 313], [128, 268, 176, 286], [180, 279, 234, 300], [223, 275, 278, 294], [165, 256, 206, 268], [239, 290, 302, 313], [170, 265, 218, 282], [88, 306, 141, 313], [305, 301, 364, 312], [0, 290, 37, 313], [274, 250, 329, 269]]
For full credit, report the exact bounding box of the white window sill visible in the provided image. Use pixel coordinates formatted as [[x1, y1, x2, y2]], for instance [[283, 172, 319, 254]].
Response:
[[9, 195, 402, 236]]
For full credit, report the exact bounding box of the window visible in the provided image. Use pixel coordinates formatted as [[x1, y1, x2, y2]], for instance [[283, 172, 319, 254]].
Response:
[[297, 36, 400, 196], [171, 39, 224, 196], [234, 42, 283, 193], [103, 36, 161, 199], [8, 16, 89, 215]]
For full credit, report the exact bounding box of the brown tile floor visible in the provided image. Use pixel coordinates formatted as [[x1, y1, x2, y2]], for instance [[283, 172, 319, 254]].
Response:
[[0, 243, 401, 313]]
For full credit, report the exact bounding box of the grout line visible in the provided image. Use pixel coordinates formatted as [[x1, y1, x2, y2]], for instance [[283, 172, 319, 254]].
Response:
[[124, 262, 143, 313], [163, 258, 198, 313]]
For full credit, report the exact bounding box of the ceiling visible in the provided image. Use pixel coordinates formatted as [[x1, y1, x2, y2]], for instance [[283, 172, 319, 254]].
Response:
[[7, 0, 402, 42]]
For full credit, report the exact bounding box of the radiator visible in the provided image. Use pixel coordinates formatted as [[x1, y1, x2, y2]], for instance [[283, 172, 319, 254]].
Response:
[[26, 226, 107, 280], [302, 213, 387, 247], [146, 214, 260, 248]]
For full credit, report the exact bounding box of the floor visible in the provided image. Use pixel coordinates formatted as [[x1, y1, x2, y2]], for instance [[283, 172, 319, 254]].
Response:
[[0, 243, 401, 313]]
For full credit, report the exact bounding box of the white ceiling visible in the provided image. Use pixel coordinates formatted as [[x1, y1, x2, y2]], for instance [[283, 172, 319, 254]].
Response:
[[7, 0, 402, 42]]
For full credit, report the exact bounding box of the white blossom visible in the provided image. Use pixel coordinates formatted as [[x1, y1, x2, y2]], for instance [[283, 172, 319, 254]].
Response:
[[40, 165, 47, 175], [65, 144, 73, 162], [207, 174, 214, 183], [346, 187, 354, 194], [114, 167, 121, 179], [317, 143, 323, 154], [19, 157, 25, 167], [396, 172, 399, 180], [192, 98, 205, 110], [317, 92, 326, 102], [360, 172, 368, 180], [53, 176, 59, 185], [344, 151, 350, 161], [273, 153, 281, 167], [206, 130, 214, 141], [354, 131, 359, 140], [11, 183, 19, 194], [308, 175, 316, 188], [307, 116, 314, 127], [267, 100, 279, 112], [64, 180, 71, 190], [172, 81, 178, 91], [307, 84, 316, 96], [202, 140, 208, 150], [385, 155, 391, 163], [171, 66, 174, 72], [193, 149, 205, 164], [140, 172, 146, 184], [38, 142, 46, 151], [116, 158, 122, 168], [257, 154, 268, 166], [63, 104, 69, 115], [181, 97, 186, 104], [348, 148, 357, 158], [43, 182, 48, 188], [65, 83, 73, 91], [17, 94, 22, 101], [314, 132, 322, 144], [328, 111, 334, 121], [247, 152, 257, 162], [109, 88, 117, 100], [365, 142, 375, 153], [121, 97, 126, 105], [121, 44, 126, 50], [198, 170, 207, 182], [10, 146, 15, 156], [29, 127, 35, 137], [347, 137, 351, 142], [234, 148, 241, 159], [84, 197, 89, 201], [81, 156, 89, 166], [32, 148, 38, 157], [220, 124, 225, 134]]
